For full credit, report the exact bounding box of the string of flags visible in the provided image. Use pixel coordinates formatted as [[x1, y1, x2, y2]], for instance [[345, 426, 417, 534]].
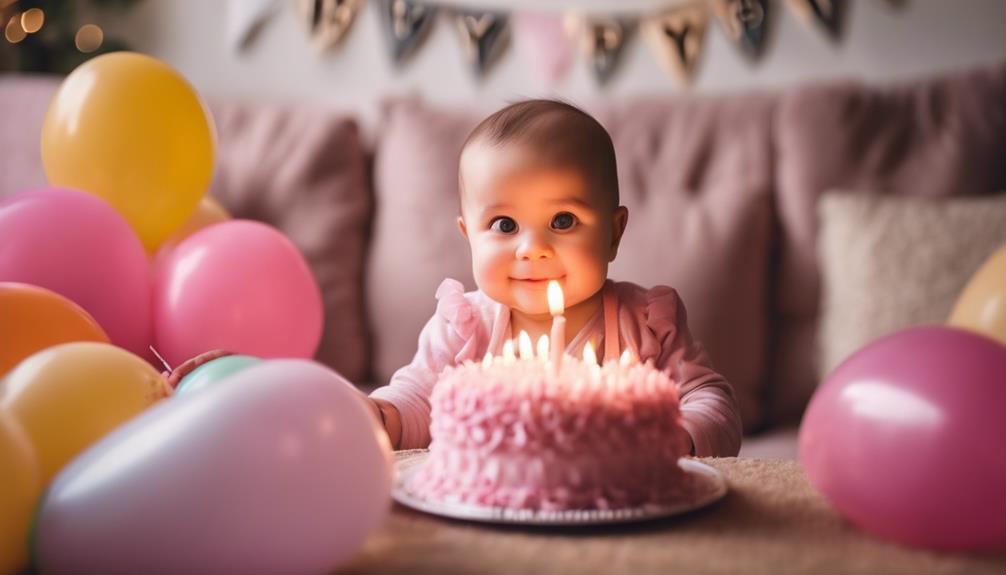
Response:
[[229, 0, 857, 87]]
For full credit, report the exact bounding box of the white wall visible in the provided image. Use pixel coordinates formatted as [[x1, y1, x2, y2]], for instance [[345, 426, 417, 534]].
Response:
[[99, 0, 1006, 128]]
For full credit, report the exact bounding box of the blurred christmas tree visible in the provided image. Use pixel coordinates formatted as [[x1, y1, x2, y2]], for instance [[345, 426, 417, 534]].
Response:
[[1, 0, 141, 73]]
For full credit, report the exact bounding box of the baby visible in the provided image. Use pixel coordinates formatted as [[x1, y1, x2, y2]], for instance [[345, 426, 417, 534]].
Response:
[[367, 99, 742, 457]]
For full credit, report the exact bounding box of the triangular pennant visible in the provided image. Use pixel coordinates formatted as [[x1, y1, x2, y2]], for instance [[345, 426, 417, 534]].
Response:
[[572, 15, 634, 86], [713, 0, 769, 58], [513, 12, 574, 89], [453, 10, 510, 78], [785, 0, 844, 39], [226, 0, 282, 52], [643, 4, 708, 86], [378, 0, 438, 66], [297, 0, 363, 53]]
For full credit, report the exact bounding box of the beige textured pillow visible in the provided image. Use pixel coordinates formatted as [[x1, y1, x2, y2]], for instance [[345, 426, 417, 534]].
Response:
[[817, 192, 1006, 377]]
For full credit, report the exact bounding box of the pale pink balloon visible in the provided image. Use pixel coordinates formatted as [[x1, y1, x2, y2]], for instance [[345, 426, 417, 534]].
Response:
[[36, 359, 394, 575], [153, 220, 323, 366], [0, 188, 151, 357], [800, 325, 1006, 551]]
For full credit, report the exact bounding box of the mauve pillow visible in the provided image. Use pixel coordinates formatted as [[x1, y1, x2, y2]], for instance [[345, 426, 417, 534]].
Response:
[[367, 98, 479, 390], [207, 100, 372, 383], [369, 95, 775, 432], [771, 63, 1006, 424], [817, 192, 1006, 377]]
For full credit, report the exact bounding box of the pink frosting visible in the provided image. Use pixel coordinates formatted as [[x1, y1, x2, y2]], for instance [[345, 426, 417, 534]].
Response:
[[409, 355, 693, 510]]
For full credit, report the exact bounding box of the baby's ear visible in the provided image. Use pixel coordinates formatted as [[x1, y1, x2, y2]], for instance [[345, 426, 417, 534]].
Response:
[[609, 206, 629, 261], [457, 216, 468, 239]]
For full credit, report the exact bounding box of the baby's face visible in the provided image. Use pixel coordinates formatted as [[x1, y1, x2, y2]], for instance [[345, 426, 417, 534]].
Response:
[[459, 143, 626, 317]]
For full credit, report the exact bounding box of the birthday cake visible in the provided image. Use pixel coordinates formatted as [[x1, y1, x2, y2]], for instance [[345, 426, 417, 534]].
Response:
[[409, 349, 692, 511]]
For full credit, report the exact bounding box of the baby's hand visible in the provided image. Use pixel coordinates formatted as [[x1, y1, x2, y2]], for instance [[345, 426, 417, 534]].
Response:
[[164, 349, 234, 389]]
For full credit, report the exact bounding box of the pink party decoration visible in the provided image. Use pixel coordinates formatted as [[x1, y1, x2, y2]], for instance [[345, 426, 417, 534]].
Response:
[[35, 359, 394, 575], [799, 325, 1006, 551], [153, 220, 323, 366], [514, 12, 574, 89], [0, 188, 151, 357]]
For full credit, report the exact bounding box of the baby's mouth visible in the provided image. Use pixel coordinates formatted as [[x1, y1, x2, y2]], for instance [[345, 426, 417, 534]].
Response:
[[511, 276, 563, 285]]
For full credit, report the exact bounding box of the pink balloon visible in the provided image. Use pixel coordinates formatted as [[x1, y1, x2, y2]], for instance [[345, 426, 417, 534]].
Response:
[[0, 188, 151, 357], [36, 359, 393, 575], [799, 325, 1006, 551], [153, 220, 323, 366]]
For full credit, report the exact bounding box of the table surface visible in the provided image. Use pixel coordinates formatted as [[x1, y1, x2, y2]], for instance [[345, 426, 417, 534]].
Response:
[[341, 457, 1006, 575]]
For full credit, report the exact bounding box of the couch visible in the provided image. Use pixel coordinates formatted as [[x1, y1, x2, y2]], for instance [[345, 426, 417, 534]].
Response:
[[2, 62, 1004, 459]]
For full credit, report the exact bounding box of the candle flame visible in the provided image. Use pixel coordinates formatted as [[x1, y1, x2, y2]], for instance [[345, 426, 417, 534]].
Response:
[[502, 339, 516, 362], [619, 349, 633, 366], [518, 330, 534, 359], [536, 334, 549, 359], [547, 280, 564, 316], [482, 351, 493, 369], [583, 341, 598, 366]]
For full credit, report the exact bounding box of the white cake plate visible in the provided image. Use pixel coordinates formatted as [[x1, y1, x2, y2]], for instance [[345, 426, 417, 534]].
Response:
[[391, 449, 728, 526]]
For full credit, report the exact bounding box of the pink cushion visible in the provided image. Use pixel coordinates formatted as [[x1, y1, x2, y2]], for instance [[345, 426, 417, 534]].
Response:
[[369, 95, 776, 432], [771, 63, 1006, 423], [207, 100, 372, 382], [367, 98, 480, 389]]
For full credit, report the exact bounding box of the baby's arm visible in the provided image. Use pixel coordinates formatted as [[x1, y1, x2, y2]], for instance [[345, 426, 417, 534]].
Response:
[[369, 307, 472, 450], [651, 289, 743, 457]]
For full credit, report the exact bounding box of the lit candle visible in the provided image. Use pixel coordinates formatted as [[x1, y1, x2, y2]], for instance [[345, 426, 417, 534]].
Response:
[[502, 339, 516, 364], [536, 334, 549, 360], [583, 340, 598, 366], [547, 280, 566, 367], [518, 330, 534, 360], [482, 351, 493, 369]]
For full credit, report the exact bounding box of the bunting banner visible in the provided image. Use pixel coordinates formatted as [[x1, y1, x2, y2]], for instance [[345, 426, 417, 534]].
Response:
[[297, 0, 363, 53], [713, 0, 768, 58], [575, 16, 634, 86], [643, 4, 709, 86], [453, 10, 510, 78], [378, 0, 438, 66], [224, 1, 872, 86], [785, 0, 844, 38]]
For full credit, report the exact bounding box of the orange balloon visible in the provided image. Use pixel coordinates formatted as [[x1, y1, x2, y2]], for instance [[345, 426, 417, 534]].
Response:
[[949, 245, 1006, 347], [0, 413, 39, 575], [0, 283, 109, 378]]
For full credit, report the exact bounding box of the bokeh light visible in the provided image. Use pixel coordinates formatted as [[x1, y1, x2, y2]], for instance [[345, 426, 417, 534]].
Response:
[[4, 13, 26, 44], [75, 23, 103, 53], [21, 8, 44, 34]]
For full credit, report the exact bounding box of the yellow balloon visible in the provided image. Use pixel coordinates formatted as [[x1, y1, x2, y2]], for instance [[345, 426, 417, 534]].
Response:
[[41, 52, 216, 252], [159, 195, 230, 250], [949, 245, 1006, 347], [0, 412, 40, 575], [0, 342, 171, 483]]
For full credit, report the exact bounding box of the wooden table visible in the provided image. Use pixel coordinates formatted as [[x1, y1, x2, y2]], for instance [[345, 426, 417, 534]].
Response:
[[341, 458, 1006, 575]]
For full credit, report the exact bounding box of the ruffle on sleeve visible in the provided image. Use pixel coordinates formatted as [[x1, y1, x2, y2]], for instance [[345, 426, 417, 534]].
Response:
[[434, 278, 481, 363], [643, 285, 684, 365]]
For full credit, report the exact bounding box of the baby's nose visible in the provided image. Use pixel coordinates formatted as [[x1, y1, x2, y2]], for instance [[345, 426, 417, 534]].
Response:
[[515, 232, 554, 260]]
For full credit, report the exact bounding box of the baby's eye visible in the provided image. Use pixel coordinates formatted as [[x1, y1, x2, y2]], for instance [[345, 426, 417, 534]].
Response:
[[490, 216, 518, 234], [550, 212, 577, 231]]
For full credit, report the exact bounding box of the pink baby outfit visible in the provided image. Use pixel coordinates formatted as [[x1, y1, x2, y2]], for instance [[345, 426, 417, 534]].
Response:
[[370, 278, 743, 457]]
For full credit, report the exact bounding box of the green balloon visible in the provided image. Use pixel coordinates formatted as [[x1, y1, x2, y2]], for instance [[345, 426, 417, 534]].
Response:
[[174, 355, 261, 396]]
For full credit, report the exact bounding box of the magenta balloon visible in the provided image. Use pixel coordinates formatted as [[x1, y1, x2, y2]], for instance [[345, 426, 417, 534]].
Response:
[[799, 325, 1006, 551], [0, 188, 151, 357], [152, 220, 323, 366], [36, 359, 393, 575]]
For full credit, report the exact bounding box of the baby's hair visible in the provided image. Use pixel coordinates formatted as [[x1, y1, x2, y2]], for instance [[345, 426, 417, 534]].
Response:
[[461, 99, 619, 208]]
